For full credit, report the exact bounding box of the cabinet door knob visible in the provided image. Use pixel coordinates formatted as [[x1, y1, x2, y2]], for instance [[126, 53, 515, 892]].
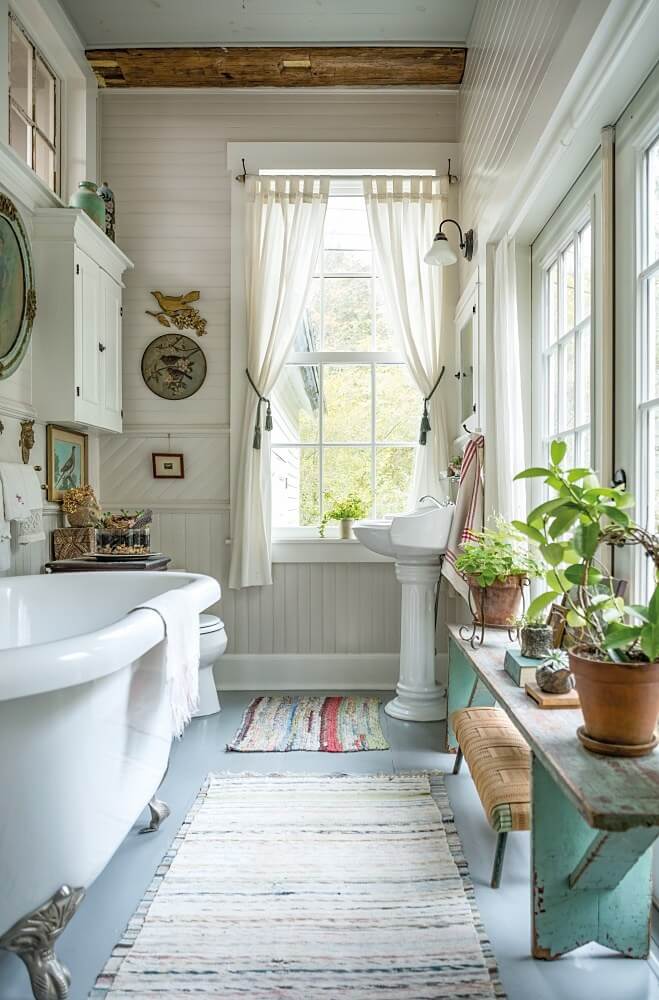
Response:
[[99, 342, 106, 352]]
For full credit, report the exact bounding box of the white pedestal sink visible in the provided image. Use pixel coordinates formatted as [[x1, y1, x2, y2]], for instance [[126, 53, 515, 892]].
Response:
[[354, 504, 454, 722]]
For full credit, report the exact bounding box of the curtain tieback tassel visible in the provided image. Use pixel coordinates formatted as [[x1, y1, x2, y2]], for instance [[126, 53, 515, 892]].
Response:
[[418, 365, 446, 446], [246, 368, 271, 450]]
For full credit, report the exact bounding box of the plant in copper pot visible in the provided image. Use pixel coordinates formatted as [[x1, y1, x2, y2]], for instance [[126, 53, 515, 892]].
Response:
[[513, 439, 659, 757], [455, 520, 544, 627]]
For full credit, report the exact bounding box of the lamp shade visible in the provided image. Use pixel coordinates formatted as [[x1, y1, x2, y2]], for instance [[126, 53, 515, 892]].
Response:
[[424, 232, 458, 266]]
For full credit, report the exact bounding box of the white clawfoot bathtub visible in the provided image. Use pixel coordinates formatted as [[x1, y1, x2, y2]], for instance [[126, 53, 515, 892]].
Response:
[[0, 570, 220, 1000]]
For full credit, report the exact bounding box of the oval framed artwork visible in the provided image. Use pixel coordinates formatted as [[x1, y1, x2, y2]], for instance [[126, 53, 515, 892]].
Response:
[[141, 333, 207, 400], [0, 194, 36, 380]]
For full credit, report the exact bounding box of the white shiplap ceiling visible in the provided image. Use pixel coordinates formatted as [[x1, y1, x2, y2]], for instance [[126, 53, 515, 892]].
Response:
[[59, 0, 477, 48]]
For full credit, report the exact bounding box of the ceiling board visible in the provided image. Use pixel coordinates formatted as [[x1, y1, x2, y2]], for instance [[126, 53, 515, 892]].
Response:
[[59, 0, 478, 48], [88, 46, 466, 89]]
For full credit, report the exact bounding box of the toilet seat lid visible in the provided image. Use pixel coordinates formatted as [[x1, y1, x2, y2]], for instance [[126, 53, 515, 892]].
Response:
[[200, 613, 225, 634]]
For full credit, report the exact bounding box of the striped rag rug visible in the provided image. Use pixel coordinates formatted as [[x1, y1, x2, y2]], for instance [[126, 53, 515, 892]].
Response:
[[90, 773, 505, 999], [227, 695, 389, 752]]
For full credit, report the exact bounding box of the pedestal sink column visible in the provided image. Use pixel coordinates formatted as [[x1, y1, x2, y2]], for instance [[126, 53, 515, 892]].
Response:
[[385, 561, 446, 722]]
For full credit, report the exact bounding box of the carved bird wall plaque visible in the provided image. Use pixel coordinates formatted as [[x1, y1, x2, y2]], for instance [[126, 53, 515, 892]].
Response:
[[145, 290, 207, 336]]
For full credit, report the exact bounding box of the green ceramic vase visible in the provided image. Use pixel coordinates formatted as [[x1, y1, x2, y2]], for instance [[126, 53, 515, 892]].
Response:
[[69, 180, 106, 229]]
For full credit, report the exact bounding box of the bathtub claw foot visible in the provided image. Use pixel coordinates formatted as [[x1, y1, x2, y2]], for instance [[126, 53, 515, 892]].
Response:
[[139, 795, 171, 834], [0, 884, 84, 1000]]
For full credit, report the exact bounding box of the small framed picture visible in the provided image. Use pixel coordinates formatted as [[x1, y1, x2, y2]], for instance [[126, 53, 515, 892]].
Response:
[[152, 452, 185, 479], [47, 425, 88, 502]]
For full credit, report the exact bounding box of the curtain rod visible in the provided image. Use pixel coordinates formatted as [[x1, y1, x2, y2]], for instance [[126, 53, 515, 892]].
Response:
[[234, 157, 457, 185]]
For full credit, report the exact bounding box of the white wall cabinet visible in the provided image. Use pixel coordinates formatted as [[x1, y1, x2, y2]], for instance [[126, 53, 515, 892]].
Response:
[[32, 209, 133, 433]]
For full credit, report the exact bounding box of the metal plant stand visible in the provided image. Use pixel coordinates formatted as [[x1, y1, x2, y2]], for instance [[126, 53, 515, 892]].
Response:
[[0, 885, 84, 1000], [459, 577, 528, 648]]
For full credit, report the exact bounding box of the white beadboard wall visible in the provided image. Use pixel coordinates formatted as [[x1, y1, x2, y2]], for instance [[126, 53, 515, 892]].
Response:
[[98, 88, 460, 659]]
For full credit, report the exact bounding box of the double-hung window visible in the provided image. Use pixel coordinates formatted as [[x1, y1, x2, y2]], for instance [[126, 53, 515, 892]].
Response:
[[539, 216, 593, 467], [636, 135, 659, 596], [271, 184, 420, 533], [8, 12, 58, 192]]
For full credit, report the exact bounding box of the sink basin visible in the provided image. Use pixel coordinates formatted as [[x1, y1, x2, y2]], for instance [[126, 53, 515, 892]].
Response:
[[354, 503, 455, 723], [354, 504, 454, 562]]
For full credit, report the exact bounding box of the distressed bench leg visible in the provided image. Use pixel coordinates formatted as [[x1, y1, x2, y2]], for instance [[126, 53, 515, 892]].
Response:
[[446, 638, 496, 751], [452, 747, 464, 774], [532, 754, 654, 959]]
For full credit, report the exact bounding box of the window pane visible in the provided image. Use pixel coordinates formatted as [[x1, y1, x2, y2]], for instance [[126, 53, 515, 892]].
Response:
[[272, 447, 319, 527], [10, 22, 31, 114], [375, 279, 396, 351], [547, 352, 558, 436], [577, 428, 591, 467], [577, 326, 591, 426], [9, 106, 30, 164], [649, 139, 659, 266], [650, 273, 659, 400], [35, 133, 55, 189], [323, 364, 371, 442], [376, 447, 415, 516], [654, 408, 659, 533], [560, 338, 575, 430], [35, 57, 55, 141], [323, 277, 371, 351], [323, 447, 371, 510], [562, 242, 575, 332], [271, 365, 319, 443], [375, 364, 419, 442], [294, 279, 320, 351], [324, 249, 371, 275], [547, 262, 559, 344], [324, 197, 370, 251], [578, 223, 591, 321]]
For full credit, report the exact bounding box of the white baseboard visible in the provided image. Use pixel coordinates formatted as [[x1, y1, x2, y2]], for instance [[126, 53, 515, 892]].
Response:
[[215, 652, 448, 693]]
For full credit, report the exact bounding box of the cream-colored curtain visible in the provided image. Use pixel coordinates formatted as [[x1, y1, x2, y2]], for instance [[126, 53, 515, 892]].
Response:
[[229, 175, 329, 589], [491, 236, 526, 520], [363, 176, 450, 504]]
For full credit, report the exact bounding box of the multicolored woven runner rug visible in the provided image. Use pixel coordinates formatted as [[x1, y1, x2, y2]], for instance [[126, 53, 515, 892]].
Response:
[[91, 773, 505, 999], [227, 694, 389, 752]]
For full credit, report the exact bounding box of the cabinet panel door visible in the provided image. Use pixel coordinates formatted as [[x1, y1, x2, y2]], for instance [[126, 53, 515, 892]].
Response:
[[102, 273, 122, 430], [74, 247, 101, 416]]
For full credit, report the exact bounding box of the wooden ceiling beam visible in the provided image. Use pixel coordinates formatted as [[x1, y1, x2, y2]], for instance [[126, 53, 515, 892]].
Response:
[[86, 46, 466, 89]]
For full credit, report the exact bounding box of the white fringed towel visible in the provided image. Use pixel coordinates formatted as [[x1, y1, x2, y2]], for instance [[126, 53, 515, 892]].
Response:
[[0, 462, 45, 545], [135, 589, 201, 738], [441, 434, 484, 603]]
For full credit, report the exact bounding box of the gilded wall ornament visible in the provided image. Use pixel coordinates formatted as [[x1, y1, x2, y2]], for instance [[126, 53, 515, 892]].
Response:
[[145, 290, 207, 336]]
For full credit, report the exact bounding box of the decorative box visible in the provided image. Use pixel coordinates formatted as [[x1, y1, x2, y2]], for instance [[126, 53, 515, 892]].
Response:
[[504, 647, 542, 687], [53, 526, 96, 561]]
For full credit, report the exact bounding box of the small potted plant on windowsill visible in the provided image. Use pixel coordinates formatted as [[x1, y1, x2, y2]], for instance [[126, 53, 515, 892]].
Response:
[[510, 610, 554, 660], [455, 520, 544, 626], [513, 439, 659, 757], [319, 493, 368, 540]]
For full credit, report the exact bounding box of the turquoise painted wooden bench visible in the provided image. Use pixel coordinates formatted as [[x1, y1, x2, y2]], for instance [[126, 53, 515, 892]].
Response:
[[447, 625, 659, 961]]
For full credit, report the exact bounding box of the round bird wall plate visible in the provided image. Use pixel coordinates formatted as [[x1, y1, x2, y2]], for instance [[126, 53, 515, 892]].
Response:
[[141, 333, 207, 400]]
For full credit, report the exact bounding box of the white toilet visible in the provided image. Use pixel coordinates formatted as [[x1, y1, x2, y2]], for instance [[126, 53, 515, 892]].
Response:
[[195, 613, 227, 717]]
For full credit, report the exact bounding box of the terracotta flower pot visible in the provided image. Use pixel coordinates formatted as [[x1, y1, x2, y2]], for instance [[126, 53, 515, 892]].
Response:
[[569, 648, 659, 752], [467, 575, 524, 627]]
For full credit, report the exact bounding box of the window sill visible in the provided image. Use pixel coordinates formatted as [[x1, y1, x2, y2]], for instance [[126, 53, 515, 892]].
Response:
[[0, 142, 63, 212], [272, 538, 392, 564]]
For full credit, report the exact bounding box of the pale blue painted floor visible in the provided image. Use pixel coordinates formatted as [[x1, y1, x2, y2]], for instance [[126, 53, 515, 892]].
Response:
[[1, 691, 658, 1000]]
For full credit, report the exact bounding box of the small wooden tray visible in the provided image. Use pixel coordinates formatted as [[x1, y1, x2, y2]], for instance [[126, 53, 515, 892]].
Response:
[[525, 682, 580, 709]]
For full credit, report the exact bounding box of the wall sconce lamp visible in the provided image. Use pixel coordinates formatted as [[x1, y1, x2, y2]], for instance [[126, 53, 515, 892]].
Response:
[[424, 219, 474, 266]]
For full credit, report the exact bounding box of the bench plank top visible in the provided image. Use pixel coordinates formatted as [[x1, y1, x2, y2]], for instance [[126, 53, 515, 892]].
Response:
[[448, 625, 659, 831]]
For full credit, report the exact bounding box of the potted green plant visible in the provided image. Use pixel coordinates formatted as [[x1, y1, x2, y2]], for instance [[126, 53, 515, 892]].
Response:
[[319, 493, 368, 539], [455, 520, 544, 626], [513, 439, 659, 756], [511, 609, 554, 660]]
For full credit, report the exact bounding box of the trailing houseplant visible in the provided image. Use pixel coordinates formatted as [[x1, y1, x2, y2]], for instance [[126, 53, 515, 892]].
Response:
[[455, 520, 544, 626], [319, 493, 368, 539], [513, 439, 659, 755]]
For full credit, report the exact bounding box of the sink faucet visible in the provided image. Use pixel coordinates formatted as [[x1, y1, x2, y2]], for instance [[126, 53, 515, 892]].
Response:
[[418, 495, 442, 508]]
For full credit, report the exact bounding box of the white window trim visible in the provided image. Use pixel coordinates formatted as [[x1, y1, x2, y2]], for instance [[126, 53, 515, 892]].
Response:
[[228, 141, 458, 562], [531, 155, 601, 507]]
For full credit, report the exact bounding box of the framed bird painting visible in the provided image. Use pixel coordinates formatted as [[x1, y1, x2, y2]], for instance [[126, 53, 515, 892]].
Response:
[[47, 425, 88, 502]]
